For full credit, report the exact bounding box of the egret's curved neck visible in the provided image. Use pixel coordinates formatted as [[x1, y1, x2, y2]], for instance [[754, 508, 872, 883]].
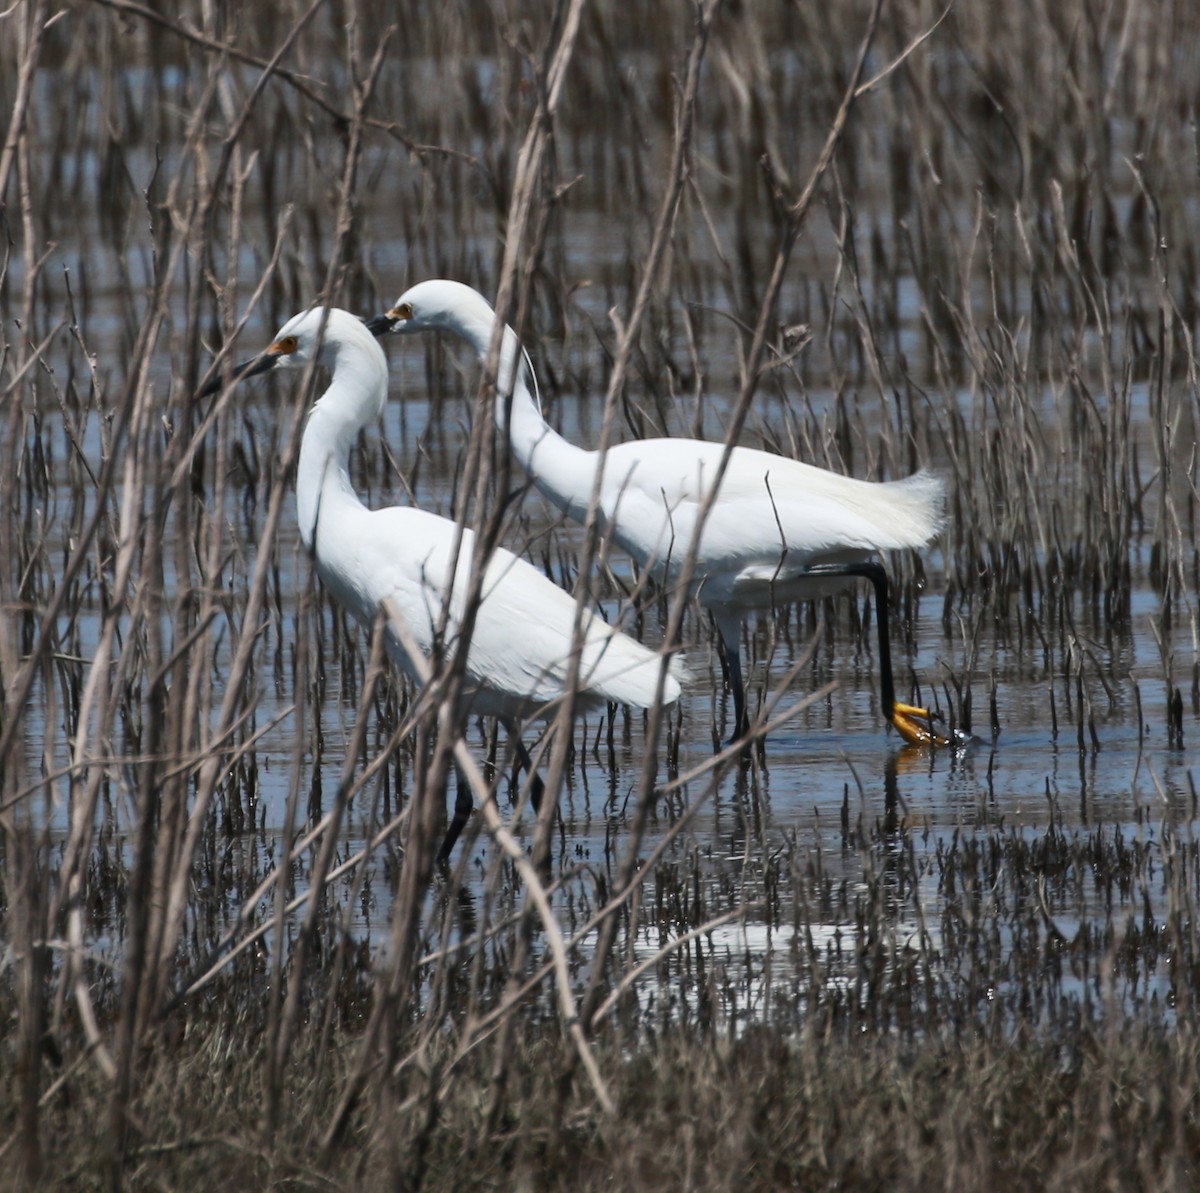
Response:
[[296, 344, 387, 551], [446, 296, 596, 520]]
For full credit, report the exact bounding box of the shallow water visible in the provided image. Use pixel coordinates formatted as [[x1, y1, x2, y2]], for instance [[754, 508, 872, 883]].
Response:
[[173, 361, 1196, 1030], [15, 271, 1197, 1036], [8, 14, 1200, 1040], [19, 299, 1198, 1005]]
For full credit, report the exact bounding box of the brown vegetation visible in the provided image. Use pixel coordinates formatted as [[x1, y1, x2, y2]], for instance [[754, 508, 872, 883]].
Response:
[[2, 0, 1199, 1187]]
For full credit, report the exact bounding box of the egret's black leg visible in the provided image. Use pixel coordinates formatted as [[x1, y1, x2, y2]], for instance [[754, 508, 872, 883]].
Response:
[[510, 735, 545, 815], [807, 560, 944, 746], [509, 728, 554, 878], [437, 765, 474, 865], [713, 613, 750, 742], [726, 647, 749, 742], [437, 733, 549, 867], [845, 562, 899, 716]]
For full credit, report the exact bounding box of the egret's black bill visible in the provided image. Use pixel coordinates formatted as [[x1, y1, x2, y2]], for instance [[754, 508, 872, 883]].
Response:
[[364, 312, 397, 337], [198, 352, 279, 399]]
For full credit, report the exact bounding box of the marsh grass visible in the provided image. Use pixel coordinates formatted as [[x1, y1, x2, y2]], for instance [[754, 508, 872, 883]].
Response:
[[21, 1016, 1200, 1191], [3, 0, 1200, 1186]]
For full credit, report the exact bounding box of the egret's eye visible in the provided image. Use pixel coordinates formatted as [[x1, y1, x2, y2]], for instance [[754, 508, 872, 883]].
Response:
[[273, 334, 299, 354], [389, 302, 413, 321]]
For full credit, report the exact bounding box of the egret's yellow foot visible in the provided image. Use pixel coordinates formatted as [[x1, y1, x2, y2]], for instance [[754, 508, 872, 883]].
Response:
[[891, 701, 951, 748]]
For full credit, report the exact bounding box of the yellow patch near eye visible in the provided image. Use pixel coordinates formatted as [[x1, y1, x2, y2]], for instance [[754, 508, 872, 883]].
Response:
[[388, 302, 413, 320], [272, 335, 299, 354]]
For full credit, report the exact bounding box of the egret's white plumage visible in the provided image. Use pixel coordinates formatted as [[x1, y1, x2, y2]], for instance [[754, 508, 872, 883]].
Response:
[[213, 306, 680, 857], [369, 280, 946, 744]]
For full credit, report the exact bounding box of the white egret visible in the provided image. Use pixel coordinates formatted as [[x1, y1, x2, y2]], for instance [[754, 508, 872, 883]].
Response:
[[368, 280, 947, 746], [205, 307, 682, 861]]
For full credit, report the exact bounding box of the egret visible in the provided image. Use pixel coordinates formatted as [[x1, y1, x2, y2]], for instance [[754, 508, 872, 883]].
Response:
[[368, 280, 947, 746], [205, 306, 682, 861]]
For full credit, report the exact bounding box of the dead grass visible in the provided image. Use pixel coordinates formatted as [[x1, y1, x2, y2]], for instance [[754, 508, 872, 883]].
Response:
[[3, 0, 1200, 1187], [9, 1015, 1199, 1191]]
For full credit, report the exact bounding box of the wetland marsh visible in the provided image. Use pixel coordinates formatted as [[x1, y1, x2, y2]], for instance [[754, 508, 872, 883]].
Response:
[[3, 0, 1200, 1187]]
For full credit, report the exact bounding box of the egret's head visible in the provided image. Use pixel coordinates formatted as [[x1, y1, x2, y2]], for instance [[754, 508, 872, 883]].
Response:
[[200, 308, 372, 396], [365, 279, 492, 339]]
